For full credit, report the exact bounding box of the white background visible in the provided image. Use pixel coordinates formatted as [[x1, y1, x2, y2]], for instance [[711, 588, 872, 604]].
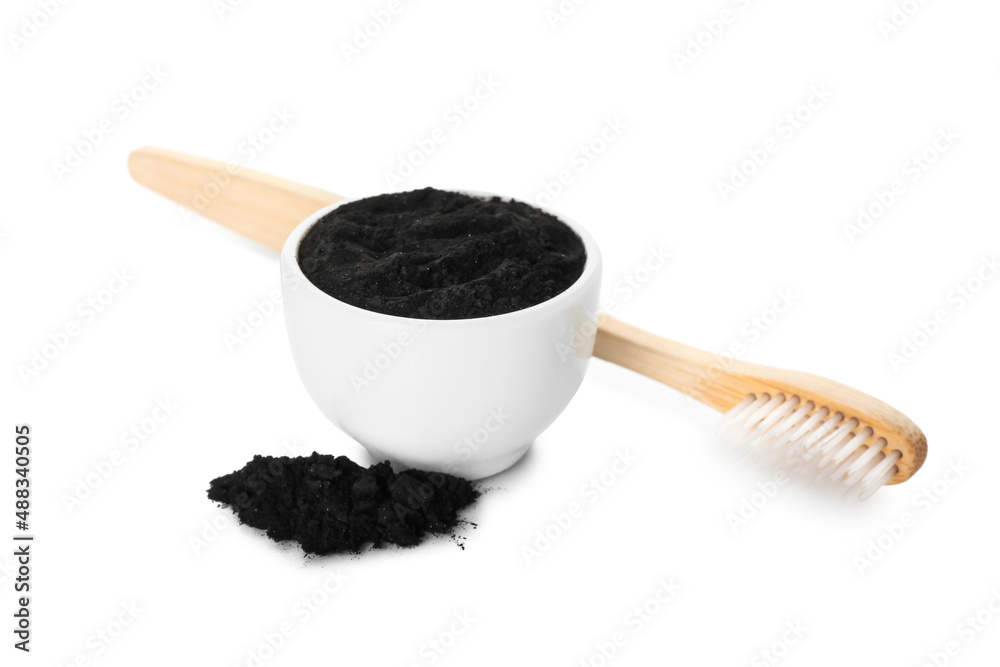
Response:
[[4, 0, 1000, 665]]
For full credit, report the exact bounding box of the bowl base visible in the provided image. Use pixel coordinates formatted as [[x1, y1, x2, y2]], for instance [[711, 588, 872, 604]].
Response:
[[362, 442, 533, 481]]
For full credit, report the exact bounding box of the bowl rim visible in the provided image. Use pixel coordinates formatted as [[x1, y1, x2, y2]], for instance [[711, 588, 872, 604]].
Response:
[[280, 188, 603, 325]]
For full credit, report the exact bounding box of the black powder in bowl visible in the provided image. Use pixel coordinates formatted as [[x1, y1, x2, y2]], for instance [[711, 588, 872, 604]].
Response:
[[297, 187, 587, 319], [207, 453, 480, 556]]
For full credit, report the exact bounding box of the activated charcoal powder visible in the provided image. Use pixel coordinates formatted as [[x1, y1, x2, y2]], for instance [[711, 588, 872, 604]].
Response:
[[297, 188, 587, 319], [208, 453, 479, 555]]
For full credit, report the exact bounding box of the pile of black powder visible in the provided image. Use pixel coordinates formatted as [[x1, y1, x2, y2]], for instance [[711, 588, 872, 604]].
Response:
[[207, 453, 480, 555]]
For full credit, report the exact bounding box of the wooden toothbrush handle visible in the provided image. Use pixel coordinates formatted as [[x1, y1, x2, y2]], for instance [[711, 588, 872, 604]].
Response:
[[126, 146, 747, 411], [127, 146, 344, 251], [592, 315, 755, 413]]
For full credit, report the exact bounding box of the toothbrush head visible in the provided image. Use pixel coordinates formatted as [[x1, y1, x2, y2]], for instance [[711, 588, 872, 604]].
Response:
[[590, 315, 927, 500], [718, 392, 927, 500]]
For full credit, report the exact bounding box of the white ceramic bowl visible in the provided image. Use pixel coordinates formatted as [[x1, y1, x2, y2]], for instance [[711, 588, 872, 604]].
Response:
[[280, 191, 602, 479]]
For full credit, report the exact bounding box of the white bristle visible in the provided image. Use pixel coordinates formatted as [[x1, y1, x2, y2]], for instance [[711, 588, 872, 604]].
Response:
[[717, 393, 901, 500], [858, 450, 902, 501]]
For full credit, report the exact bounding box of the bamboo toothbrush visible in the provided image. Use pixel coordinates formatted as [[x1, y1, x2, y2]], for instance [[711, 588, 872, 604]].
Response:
[[128, 146, 927, 500]]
